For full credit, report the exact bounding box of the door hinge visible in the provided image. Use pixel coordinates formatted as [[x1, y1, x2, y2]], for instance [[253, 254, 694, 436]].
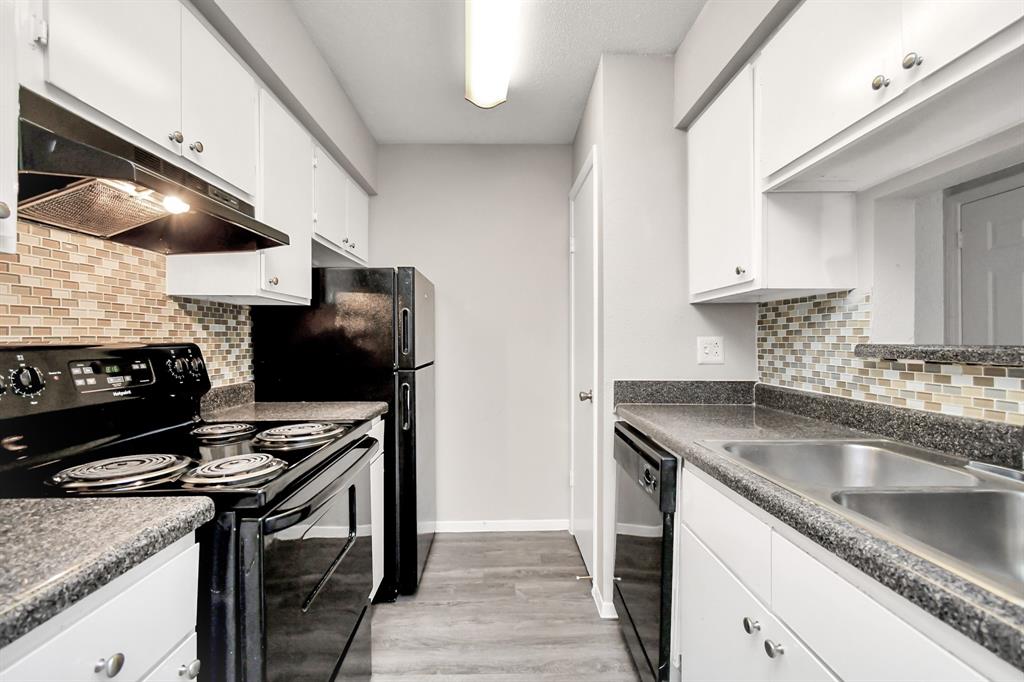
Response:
[[957, 229, 964, 249], [30, 16, 48, 46], [312, 211, 318, 224]]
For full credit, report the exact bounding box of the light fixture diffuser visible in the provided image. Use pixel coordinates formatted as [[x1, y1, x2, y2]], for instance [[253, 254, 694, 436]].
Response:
[[465, 0, 521, 109]]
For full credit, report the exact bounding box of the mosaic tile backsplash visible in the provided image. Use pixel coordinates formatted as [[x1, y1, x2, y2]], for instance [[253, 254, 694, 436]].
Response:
[[0, 223, 252, 386], [758, 290, 1024, 426]]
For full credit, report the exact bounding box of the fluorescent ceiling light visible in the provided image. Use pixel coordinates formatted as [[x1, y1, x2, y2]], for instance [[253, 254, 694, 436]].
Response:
[[465, 0, 521, 109]]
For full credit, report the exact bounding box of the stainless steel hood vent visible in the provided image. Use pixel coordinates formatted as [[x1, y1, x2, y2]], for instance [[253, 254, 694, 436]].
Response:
[[17, 89, 288, 254]]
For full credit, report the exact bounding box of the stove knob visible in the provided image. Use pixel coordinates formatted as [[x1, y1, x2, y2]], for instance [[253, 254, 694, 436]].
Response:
[[10, 366, 45, 397], [189, 357, 204, 375], [167, 358, 186, 379]]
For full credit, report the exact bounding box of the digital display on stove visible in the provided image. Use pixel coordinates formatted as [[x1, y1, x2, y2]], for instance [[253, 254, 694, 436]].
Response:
[[68, 357, 154, 393]]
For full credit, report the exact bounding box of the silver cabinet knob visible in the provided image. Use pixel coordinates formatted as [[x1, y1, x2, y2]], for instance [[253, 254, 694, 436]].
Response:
[[168, 130, 183, 143], [902, 52, 924, 69], [350, 241, 357, 249], [268, 276, 279, 286], [0, 201, 10, 220], [578, 390, 593, 402], [94, 653, 126, 677], [178, 659, 201, 679], [342, 237, 350, 244], [742, 617, 761, 634], [871, 75, 891, 90], [735, 265, 746, 275], [764, 640, 785, 659], [189, 141, 204, 153]]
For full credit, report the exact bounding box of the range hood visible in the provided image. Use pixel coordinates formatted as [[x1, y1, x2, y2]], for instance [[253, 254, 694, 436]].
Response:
[[17, 89, 288, 254]]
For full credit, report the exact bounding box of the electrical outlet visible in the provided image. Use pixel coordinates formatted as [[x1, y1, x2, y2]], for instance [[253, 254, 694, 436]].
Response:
[[697, 336, 724, 365]]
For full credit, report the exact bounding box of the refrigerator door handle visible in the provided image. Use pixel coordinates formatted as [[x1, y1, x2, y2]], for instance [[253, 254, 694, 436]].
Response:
[[401, 383, 412, 431], [400, 307, 411, 356]]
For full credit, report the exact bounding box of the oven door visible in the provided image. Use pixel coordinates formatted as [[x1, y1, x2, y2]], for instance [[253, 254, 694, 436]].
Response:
[[253, 438, 376, 682], [613, 423, 677, 682]]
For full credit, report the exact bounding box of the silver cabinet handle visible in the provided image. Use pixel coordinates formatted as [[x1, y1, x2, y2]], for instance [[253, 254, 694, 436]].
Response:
[[735, 265, 746, 276], [871, 75, 891, 90], [742, 617, 761, 634], [902, 52, 924, 69], [189, 141, 204, 153], [764, 639, 785, 658], [0, 201, 9, 220], [178, 659, 201, 679], [168, 130, 183, 143], [578, 390, 593, 402], [94, 653, 125, 677], [268, 276, 279, 286]]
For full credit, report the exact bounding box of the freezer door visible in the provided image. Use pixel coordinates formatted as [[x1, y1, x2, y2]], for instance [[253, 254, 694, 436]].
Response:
[[397, 268, 435, 369], [397, 364, 436, 593]]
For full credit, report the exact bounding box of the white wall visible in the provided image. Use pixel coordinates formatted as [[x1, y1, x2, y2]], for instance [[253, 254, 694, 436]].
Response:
[[370, 144, 572, 528], [571, 54, 758, 614]]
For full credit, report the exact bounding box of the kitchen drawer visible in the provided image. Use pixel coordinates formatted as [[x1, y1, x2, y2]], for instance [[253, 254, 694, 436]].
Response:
[[141, 633, 198, 682], [771, 532, 985, 682], [681, 469, 771, 601], [1, 543, 199, 682], [679, 527, 837, 682]]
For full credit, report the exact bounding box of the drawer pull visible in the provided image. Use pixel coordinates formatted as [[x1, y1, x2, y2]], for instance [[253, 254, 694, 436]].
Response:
[[179, 658, 202, 679], [741, 616, 761, 634], [94, 653, 125, 677], [764, 639, 785, 659]]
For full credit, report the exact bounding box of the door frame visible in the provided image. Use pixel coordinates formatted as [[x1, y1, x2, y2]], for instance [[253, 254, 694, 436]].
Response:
[[568, 145, 601, 579]]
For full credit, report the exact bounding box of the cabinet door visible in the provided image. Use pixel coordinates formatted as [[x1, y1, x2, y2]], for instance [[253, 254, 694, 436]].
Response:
[[757, 0, 901, 176], [140, 633, 198, 682], [678, 528, 837, 682], [46, 0, 182, 154], [313, 147, 349, 250], [900, 0, 1024, 86], [259, 91, 312, 300], [346, 175, 370, 262], [688, 65, 755, 296], [180, 9, 257, 194]]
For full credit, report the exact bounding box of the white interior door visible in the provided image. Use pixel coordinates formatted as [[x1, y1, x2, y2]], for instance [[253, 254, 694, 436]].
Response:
[[570, 149, 598, 578], [960, 184, 1024, 344]]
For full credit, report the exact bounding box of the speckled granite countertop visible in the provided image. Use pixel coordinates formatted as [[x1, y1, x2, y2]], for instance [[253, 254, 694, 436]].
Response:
[[203, 401, 388, 423], [0, 497, 214, 649], [615, 404, 1024, 671]]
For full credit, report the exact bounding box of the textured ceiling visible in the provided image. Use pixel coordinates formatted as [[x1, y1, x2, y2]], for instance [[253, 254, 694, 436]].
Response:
[[291, 0, 705, 144]]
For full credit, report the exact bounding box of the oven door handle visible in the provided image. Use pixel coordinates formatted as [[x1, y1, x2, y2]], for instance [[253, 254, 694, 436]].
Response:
[[301, 530, 358, 613], [261, 445, 373, 534]]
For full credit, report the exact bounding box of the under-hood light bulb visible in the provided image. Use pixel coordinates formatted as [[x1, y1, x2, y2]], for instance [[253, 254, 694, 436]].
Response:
[[162, 195, 190, 214], [465, 0, 521, 109]]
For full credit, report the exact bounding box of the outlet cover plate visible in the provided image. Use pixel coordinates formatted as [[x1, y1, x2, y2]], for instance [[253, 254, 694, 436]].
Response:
[[697, 336, 724, 365]]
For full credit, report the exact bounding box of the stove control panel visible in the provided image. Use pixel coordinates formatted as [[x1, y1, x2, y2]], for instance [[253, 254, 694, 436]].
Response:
[[68, 358, 155, 393]]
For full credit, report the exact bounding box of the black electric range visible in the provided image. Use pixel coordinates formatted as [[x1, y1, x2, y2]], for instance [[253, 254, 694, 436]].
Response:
[[0, 343, 378, 682]]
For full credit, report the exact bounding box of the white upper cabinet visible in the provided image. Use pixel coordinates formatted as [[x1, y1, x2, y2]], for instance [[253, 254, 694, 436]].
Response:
[[898, 0, 1024, 87], [46, 0, 183, 155], [44, 2, 257, 194], [180, 9, 257, 195], [757, 0, 901, 178], [259, 90, 312, 301], [689, 65, 756, 295], [312, 146, 369, 266]]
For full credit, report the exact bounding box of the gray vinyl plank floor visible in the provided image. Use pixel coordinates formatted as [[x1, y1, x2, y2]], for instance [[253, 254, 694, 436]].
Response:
[[371, 531, 641, 681]]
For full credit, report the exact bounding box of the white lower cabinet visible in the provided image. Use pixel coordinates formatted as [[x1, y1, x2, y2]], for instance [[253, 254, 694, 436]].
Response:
[[370, 419, 386, 600], [677, 471, 996, 682], [141, 633, 199, 682], [0, 540, 199, 682], [678, 527, 837, 682]]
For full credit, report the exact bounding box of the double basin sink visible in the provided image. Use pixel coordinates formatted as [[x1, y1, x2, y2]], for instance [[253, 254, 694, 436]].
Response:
[[697, 439, 1024, 601]]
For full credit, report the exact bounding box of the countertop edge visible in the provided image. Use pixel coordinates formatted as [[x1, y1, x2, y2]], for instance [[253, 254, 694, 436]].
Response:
[[0, 498, 215, 650], [615, 405, 1024, 671], [202, 400, 389, 423]]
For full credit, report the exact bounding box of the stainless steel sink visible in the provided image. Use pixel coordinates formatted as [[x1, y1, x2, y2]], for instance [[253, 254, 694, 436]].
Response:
[[717, 440, 979, 490], [834, 489, 1024, 598]]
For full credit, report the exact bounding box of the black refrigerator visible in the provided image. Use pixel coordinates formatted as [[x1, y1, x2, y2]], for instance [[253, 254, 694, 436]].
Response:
[[250, 267, 436, 600]]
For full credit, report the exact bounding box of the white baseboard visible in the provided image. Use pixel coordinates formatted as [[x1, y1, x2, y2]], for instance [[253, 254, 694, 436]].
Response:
[[615, 522, 662, 538], [434, 518, 570, 533], [592, 584, 617, 619]]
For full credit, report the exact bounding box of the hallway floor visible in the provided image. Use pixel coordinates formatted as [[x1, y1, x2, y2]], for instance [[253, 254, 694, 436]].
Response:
[[371, 531, 641, 681]]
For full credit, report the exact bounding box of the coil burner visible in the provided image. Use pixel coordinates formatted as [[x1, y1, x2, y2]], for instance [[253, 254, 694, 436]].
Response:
[[190, 422, 257, 443], [178, 453, 287, 489], [51, 454, 192, 491], [252, 422, 347, 451]]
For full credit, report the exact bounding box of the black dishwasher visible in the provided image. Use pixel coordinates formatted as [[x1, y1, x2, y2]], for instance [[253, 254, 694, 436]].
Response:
[[613, 422, 678, 682]]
